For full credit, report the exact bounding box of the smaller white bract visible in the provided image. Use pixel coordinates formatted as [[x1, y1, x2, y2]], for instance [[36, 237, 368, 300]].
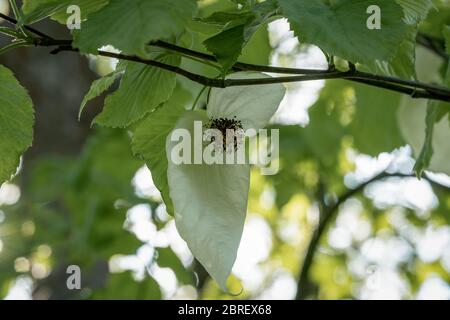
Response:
[[166, 72, 285, 291]]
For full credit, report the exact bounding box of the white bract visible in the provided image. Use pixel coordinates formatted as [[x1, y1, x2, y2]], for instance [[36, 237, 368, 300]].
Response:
[[166, 72, 285, 291]]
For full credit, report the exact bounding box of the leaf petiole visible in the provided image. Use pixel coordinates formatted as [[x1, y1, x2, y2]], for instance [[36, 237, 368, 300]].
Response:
[[0, 26, 21, 38], [8, 0, 30, 38], [191, 85, 209, 110], [0, 40, 29, 56]]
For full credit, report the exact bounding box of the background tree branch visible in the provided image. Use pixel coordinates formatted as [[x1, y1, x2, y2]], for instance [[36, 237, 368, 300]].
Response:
[[295, 172, 450, 300]]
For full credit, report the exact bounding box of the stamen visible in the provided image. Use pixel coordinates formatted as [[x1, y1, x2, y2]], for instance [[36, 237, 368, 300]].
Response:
[[205, 116, 244, 152]]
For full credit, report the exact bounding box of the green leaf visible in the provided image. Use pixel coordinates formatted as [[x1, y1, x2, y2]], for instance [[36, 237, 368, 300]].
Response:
[[350, 84, 405, 155], [414, 101, 443, 177], [278, 0, 410, 64], [444, 25, 450, 56], [395, 0, 434, 25], [204, 24, 248, 72], [203, 0, 277, 72], [73, 0, 197, 56], [361, 27, 417, 80], [413, 27, 450, 176], [131, 101, 185, 215], [0, 65, 34, 184], [166, 110, 250, 291], [399, 40, 450, 176], [239, 23, 272, 65], [0, 27, 22, 39], [419, 1, 450, 37], [199, 11, 254, 27], [21, 0, 109, 24], [361, 1, 433, 79], [9, 0, 27, 36], [79, 68, 122, 119], [94, 55, 180, 128]]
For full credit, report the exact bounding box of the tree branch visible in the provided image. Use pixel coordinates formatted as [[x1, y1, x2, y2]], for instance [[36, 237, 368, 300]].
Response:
[[52, 46, 349, 88], [31, 41, 450, 102], [151, 40, 330, 75], [1, 12, 450, 102], [295, 172, 450, 300], [151, 40, 450, 100], [0, 11, 52, 39], [56, 42, 450, 102]]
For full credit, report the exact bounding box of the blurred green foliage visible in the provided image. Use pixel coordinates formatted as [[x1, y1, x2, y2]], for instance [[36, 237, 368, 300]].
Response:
[[0, 0, 449, 300]]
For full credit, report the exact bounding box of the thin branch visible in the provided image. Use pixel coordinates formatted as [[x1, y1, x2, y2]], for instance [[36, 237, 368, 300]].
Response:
[[1, 12, 450, 102], [151, 41, 450, 99], [350, 70, 450, 96], [47, 45, 346, 88], [151, 40, 329, 75], [295, 172, 450, 300], [417, 33, 449, 60], [23, 37, 450, 101], [53, 42, 450, 102], [152, 40, 450, 96], [0, 12, 53, 39], [93, 49, 348, 88]]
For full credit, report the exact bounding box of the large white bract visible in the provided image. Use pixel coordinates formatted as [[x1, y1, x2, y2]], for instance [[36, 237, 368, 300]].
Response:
[[166, 72, 285, 290]]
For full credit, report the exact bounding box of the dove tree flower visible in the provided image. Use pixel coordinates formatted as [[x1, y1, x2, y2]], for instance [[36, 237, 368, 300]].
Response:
[[166, 72, 286, 291]]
